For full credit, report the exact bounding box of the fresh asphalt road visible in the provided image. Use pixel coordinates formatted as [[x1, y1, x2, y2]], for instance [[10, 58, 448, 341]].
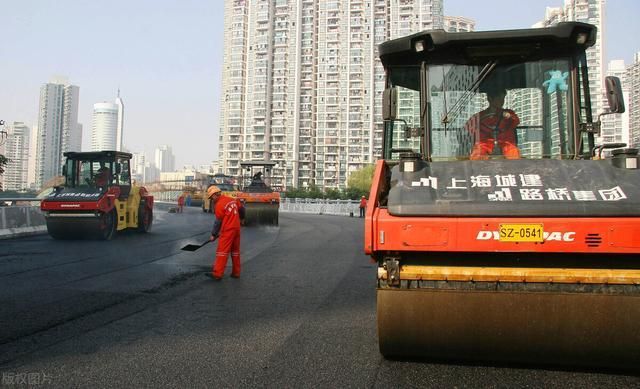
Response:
[[0, 207, 638, 388]]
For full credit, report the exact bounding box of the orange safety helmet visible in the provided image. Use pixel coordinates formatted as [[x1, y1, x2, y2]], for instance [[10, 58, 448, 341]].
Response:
[[207, 185, 222, 198]]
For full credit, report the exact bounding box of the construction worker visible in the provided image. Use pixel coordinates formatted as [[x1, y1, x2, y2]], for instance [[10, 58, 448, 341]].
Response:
[[359, 196, 367, 218], [207, 185, 245, 280], [177, 193, 185, 213], [465, 88, 521, 160], [94, 163, 111, 187]]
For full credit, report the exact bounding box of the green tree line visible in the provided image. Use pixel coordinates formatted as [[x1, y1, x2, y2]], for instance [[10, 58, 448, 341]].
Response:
[[283, 164, 375, 200]]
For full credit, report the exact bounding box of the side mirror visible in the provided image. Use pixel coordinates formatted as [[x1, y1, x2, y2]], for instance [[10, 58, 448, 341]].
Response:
[[604, 76, 625, 114], [382, 87, 398, 121]]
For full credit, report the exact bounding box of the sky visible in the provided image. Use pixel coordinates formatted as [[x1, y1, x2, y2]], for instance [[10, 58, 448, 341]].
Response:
[[2, 0, 639, 168]]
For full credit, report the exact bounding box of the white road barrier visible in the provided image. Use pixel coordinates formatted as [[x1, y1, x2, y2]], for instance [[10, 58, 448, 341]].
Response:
[[0, 205, 47, 239], [280, 198, 360, 217]]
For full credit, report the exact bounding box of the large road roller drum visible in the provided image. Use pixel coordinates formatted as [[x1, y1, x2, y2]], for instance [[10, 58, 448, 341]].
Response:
[[44, 210, 117, 240], [242, 202, 279, 226], [377, 283, 640, 370]]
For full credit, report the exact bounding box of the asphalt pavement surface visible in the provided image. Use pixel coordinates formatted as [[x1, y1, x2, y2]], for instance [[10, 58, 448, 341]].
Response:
[[0, 206, 638, 388]]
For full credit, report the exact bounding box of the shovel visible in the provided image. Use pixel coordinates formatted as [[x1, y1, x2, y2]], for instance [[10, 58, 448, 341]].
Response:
[[181, 236, 216, 252]]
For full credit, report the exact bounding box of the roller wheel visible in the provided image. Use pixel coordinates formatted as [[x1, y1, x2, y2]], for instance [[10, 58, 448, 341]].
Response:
[[138, 202, 153, 232], [98, 211, 116, 240], [46, 221, 71, 240]]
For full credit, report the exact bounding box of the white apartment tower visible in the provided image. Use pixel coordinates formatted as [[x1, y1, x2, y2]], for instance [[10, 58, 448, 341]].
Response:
[[628, 52, 640, 148], [35, 77, 82, 189], [601, 60, 630, 145], [0, 122, 30, 191], [91, 102, 119, 151], [131, 152, 147, 183], [155, 145, 175, 173], [91, 92, 124, 152], [537, 0, 606, 141], [27, 123, 38, 189], [219, 0, 444, 190], [443, 16, 475, 32]]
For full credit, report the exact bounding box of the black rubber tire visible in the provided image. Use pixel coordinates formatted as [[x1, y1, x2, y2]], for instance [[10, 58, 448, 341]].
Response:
[[137, 202, 153, 232], [98, 211, 116, 240]]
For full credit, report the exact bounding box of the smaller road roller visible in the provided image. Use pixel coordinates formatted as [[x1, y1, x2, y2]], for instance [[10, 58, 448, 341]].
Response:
[[41, 151, 154, 240], [236, 161, 280, 226]]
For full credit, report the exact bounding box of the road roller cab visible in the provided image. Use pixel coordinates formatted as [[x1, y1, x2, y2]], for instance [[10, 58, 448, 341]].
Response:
[[236, 161, 280, 226], [368, 22, 640, 369], [40, 151, 154, 240]]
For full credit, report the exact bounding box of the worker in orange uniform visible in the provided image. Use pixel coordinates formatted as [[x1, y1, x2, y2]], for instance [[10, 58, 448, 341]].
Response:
[[177, 193, 185, 213], [465, 88, 521, 160], [207, 185, 245, 280], [359, 196, 367, 218]]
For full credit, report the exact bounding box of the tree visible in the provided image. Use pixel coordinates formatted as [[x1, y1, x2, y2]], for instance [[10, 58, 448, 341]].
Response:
[[284, 187, 307, 198], [324, 188, 342, 200], [347, 164, 376, 198], [0, 154, 7, 175], [0, 154, 8, 192]]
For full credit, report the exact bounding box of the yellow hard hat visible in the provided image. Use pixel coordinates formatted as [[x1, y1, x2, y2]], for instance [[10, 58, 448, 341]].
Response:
[[207, 185, 222, 198]]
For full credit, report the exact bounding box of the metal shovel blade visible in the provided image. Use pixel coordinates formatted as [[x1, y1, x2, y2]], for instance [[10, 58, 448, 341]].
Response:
[[181, 240, 211, 252]]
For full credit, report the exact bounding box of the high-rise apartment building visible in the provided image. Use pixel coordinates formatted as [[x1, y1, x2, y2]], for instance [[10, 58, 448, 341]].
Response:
[[443, 16, 475, 32], [131, 152, 151, 184], [91, 102, 119, 151], [35, 77, 82, 189], [155, 145, 175, 173], [628, 52, 640, 148], [27, 123, 38, 189], [91, 92, 125, 152], [219, 0, 444, 190], [601, 60, 630, 145], [0, 122, 30, 191], [536, 0, 605, 141]]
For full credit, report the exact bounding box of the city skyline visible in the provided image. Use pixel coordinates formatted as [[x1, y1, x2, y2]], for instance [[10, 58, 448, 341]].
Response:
[[2, 0, 639, 170]]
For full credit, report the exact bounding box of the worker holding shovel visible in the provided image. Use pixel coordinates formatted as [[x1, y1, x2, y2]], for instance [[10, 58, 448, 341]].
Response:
[[206, 185, 245, 280]]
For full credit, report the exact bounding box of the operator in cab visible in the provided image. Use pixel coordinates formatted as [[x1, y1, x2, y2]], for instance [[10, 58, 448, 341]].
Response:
[[465, 87, 521, 160], [95, 163, 111, 187]]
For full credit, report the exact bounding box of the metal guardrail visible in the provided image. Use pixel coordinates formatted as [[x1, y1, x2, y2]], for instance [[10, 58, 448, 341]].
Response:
[[0, 196, 362, 239], [0, 205, 47, 239], [0, 197, 41, 204], [280, 198, 360, 216]]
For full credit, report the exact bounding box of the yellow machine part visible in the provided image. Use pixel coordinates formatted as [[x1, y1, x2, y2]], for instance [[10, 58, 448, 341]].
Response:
[[203, 190, 238, 212], [114, 185, 142, 230], [377, 265, 640, 370]]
